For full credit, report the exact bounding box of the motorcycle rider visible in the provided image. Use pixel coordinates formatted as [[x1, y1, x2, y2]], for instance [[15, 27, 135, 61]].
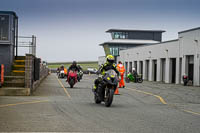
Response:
[[58, 65, 65, 78], [132, 67, 138, 83], [93, 55, 120, 100], [60, 64, 65, 70], [67, 61, 80, 81], [77, 65, 83, 71], [77, 65, 83, 81], [68, 61, 80, 72]]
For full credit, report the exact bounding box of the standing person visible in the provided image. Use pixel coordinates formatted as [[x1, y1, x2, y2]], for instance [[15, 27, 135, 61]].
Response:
[[117, 61, 125, 88]]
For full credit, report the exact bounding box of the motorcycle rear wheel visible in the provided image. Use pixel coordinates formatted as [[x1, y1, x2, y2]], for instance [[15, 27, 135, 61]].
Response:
[[137, 78, 143, 83]]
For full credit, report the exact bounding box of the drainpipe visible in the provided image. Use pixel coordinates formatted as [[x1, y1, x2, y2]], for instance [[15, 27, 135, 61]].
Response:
[[16, 18, 18, 57], [194, 39, 199, 86]]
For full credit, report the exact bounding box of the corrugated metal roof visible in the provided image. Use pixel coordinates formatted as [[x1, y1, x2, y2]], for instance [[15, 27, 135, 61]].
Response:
[[99, 39, 160, 46], [106, 29, 165, 33]]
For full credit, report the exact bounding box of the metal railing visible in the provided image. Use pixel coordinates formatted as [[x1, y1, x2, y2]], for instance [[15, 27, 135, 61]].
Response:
[[16, 35, 36, 56]]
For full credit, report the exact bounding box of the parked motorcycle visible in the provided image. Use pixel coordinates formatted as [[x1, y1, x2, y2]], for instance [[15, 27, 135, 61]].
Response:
[[67, 70, 78, 88], [77, 70, 83, 82], [93, 70, 119, 107], [125, 72, 143, 83], [182, 75, 189, 86]]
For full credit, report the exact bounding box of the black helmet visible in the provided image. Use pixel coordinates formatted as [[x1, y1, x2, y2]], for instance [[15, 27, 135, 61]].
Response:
[[72, 61, 77, 65]]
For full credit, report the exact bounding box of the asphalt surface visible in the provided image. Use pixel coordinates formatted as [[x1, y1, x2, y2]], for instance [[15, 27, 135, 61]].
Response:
[[0, 73, 200, 132]]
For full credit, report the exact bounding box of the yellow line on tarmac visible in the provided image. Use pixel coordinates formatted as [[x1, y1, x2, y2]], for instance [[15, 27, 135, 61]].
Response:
[[126, 87, 200, 116], [55, 76, 71, 98], [182, 109, 200, 116], [0, 100, 49, 108], [126, 87, 167, 104]]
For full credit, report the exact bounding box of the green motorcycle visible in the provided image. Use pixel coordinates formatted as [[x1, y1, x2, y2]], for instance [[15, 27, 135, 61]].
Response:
[[125, 72, 143, 83], [77, 70, 83, 82]]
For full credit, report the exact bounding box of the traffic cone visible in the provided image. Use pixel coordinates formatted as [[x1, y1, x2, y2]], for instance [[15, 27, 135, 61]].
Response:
[[114, 87, 120, 95]]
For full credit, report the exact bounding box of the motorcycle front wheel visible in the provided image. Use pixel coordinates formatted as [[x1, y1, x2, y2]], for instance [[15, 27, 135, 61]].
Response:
[[105, 89, 114, 107], [69, 80, 74, 88], [94, 93, 101, 104]]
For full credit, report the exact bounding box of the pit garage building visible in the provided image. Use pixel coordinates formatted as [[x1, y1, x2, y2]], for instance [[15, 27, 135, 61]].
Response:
[[120, 27, 200, 86]]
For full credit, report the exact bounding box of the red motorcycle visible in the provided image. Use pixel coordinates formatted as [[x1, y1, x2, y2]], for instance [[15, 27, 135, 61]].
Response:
[[67, 70, 78, 88]]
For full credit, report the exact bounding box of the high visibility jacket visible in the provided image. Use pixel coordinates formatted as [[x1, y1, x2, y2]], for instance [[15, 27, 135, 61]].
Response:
[[98, 62, 119, 76], [64, 68, 68, 74], [117, 64, 125, 74]]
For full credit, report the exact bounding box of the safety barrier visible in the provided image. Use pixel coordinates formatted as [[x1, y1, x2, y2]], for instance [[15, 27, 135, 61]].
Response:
[[0, 64, 4, 87]]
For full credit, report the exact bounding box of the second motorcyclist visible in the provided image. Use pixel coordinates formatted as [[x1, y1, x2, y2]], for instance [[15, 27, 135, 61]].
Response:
[[67, 61, 80, 80], [68, 61, 80, 72]]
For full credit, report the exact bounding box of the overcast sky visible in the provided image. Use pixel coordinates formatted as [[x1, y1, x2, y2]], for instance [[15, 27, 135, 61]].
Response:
[[1, 0, 200, 62]]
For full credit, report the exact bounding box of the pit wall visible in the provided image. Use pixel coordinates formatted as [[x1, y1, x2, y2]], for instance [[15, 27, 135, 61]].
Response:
[[25, 54, 49, 94]]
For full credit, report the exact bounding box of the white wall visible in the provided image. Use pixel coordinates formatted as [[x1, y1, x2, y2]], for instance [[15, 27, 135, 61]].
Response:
[[179, 29, 200, 86], [120, 28, 200, 86]]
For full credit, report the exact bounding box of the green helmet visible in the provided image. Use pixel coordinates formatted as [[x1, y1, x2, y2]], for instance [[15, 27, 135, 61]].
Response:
[[106, 55, 114, 64]]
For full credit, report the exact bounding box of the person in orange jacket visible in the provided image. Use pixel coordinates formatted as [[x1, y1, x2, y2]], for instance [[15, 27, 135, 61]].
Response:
[[117, 61, 125, 88], [64, 68, 68, 76]]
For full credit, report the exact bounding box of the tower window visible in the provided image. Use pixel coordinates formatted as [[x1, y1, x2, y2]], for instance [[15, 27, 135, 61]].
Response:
[[113, 32, 128, 39], [0, 15, 9, 41]]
